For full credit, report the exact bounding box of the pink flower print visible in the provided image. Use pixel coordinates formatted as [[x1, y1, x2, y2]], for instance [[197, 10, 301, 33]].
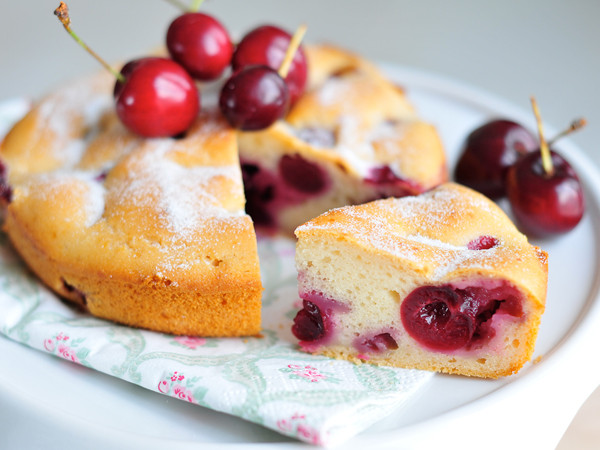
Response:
[[170, 371, 185, 382], [297, 423, 323, 445], [44, 338, 55, 352], [288, 364, 326, 382], [277, 419, 293, 433], [174, 336, 206, 350], [172, 384, 194, 403], [57, 344, 79, 363], [56, 332, 69, 341], [158, 380, 170, 394], [277, 413, 323, 445]]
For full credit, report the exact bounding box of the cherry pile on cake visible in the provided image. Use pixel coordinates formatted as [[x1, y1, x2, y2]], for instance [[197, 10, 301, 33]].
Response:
[[293, 183, 548, 378]]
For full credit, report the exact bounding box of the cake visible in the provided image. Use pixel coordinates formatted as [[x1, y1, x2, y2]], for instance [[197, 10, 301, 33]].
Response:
[[0, 43, 447, 337], [0, 71, 262, 336], [292, 183, 548, 378], [238, 45, 447, 235]]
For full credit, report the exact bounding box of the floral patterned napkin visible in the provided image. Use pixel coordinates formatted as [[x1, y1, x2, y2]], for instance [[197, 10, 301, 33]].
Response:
[[0, 102, 433, 447]]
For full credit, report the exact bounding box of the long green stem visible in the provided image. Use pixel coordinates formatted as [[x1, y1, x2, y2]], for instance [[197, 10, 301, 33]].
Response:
[[54, 2, 124, 83], [548, 118, 587, 146], [163, 0, 189, 12], [190, 0, 205, 12]]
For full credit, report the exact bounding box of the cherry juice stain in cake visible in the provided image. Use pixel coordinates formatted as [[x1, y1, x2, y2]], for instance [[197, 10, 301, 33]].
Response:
[[241, 154, 331, 230]]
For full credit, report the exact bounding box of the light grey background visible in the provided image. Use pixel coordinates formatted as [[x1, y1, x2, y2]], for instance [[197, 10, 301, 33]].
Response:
[[0, 1, 598, 448]]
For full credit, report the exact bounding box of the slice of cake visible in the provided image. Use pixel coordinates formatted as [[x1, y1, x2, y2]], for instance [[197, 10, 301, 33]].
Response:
[[292, 183, 548, 378], [238, 45, 447, 235], [0, 72, 262, 336]]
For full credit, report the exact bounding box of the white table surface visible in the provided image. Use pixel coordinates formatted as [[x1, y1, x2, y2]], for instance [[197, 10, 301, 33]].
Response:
[[1, 1, 598, 448]]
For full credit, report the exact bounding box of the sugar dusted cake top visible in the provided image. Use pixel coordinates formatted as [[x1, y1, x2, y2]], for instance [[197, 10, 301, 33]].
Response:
[[296, 183, 548, 303]]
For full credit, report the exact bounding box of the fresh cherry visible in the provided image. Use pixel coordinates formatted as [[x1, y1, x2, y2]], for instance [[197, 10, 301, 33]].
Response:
[[166, 12, 233, 81], [232, 25, 308, 106], [506, 150, 584, 236], [114, 57, 200, 138], [454, 119, 538, 199], [219, 65, 289, 130], [505, 98, 585, 237], [55, 3, 199, 138]]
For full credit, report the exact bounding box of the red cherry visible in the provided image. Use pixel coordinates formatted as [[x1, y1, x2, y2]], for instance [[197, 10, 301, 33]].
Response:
[[0, 159, 11, 203], [506, 150, 585, 236], [219, 65, 289, 130], [114, 57, 200, 138], [232, 25, 308, 105], [166, 12, 233, 81], [454, 119, 538, 199]]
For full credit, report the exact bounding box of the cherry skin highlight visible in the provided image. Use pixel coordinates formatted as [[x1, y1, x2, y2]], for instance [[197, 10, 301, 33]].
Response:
[[232, 25, 308, 105], [506, 150, 585, 236], [166, 12, 233, 81], [454, 119, 538, 199], [219, 65, 289, 130], [114, 57, 200, 138]]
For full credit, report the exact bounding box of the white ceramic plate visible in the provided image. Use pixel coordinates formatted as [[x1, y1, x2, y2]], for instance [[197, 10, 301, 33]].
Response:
[[1, 65, 599, 450]]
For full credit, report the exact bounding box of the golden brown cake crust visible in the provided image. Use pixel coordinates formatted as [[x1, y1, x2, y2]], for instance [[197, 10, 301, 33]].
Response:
[[1, 72, 262, 336]]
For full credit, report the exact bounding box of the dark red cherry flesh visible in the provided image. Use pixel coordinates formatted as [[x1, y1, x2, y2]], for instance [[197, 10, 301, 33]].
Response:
[[292, 300, 325, 341], [219, 65, 289, 130], [232, 25, 307, 106], [114, 57, 200, 138], [454, 119, 538, 199], [0, 159, 11, 203], [401, 286, 474, 351], [506, 150, 584, 236], [166, 12, 233, 81]]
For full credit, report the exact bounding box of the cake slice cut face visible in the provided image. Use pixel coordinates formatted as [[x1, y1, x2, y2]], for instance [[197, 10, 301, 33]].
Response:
[[293, 183, 548, 378], [0, 72, 262, 336], [238, 45, 447, 235]]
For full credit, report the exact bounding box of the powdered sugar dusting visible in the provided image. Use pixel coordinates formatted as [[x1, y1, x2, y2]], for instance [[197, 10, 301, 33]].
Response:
[[297, 185, 516, 281], [114, 140, 244, 237]]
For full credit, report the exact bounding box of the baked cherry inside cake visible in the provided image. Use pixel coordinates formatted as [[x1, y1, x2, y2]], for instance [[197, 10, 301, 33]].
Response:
[[292, 183, 548, 378]]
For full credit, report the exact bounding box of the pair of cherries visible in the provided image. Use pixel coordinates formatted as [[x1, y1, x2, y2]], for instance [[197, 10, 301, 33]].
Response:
[[454, 101, 585, 238], [55, 3, 306, 138]]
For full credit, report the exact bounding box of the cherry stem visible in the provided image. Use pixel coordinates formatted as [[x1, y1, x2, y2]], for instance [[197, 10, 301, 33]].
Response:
[[278, 24, 307, 79], [189, 0, 205, 12], [163, 0, 189, 11], [548, 118, 587, 146], [530, 96, 554, 176], [54, 2, 125, 83]]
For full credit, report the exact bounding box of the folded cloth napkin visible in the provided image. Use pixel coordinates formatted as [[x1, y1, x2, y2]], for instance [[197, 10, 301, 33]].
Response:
[[0, 102, 433, 447]]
